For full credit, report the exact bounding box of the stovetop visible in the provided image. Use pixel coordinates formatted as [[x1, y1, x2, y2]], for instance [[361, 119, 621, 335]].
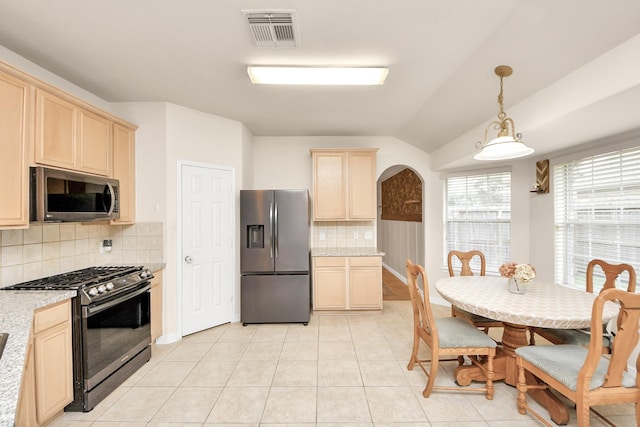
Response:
[[2, 265, 154, 304]]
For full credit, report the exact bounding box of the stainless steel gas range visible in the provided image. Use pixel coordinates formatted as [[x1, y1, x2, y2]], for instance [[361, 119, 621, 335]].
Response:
[[3, 265, 154, 412]]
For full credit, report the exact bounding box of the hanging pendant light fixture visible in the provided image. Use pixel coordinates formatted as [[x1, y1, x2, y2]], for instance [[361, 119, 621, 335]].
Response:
[[474, 65, 534, 160]]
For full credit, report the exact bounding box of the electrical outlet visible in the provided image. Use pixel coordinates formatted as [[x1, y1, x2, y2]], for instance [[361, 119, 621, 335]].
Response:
[[364, 231, 373, 240], [353, 231, 360, 239], [319, 232, 326, 241], [101, 239, 113, 253]]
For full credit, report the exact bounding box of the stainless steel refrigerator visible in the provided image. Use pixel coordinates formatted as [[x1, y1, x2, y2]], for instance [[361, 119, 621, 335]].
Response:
[[240, 189, 310, 325]]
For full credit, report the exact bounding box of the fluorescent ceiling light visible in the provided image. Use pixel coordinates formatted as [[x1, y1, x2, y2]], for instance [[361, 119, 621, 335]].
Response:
[[247, 66, 389, 85]]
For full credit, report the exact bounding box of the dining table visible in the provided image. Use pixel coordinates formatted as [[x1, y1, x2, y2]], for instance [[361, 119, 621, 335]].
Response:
[[435, 276, 619, 425]]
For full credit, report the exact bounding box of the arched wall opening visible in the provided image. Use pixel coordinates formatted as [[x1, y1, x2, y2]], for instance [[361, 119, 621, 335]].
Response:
[[377, 165, 425, 283]]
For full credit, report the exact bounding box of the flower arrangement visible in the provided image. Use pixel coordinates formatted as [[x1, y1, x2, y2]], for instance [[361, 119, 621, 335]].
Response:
[[499, 262, 536, 283]]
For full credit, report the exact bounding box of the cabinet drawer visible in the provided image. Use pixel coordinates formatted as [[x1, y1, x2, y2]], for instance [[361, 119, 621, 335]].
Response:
[[349, 256, 381, 267], [314, 257, 346, 267], [34, 300, 71, 334]]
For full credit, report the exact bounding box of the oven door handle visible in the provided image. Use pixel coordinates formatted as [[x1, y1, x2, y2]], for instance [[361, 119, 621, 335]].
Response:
[[84, 284, 151, 317]]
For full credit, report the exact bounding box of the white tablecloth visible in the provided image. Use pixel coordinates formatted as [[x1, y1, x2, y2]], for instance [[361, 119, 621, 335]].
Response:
[[435, 276, 619, 329]]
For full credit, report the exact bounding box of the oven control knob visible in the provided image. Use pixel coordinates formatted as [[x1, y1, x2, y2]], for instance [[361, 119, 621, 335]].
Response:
[[88, 287, 99, 296], [97, 284, 107, 293], [105, 282, 114, 291], [139, 270, 152, 279]]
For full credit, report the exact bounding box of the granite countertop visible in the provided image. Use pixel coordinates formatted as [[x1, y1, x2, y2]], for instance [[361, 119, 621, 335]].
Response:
[[311, 247, 385, 257], [144, 263, 166, 273], [0, 290, 76, 427]]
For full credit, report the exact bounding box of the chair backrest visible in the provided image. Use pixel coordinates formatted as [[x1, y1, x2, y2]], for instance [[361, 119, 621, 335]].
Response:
[[447, 250, 486, 277], [586, 259, 636, 293], [581, 288, 640, 389], [406, 259, 438, 350]]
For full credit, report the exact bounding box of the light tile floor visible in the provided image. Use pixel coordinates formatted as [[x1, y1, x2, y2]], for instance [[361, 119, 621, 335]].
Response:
[[50, 301, 637, 426]]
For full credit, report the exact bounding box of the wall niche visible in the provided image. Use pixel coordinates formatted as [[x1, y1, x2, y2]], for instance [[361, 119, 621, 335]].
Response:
[[381, 168, 422, 222]]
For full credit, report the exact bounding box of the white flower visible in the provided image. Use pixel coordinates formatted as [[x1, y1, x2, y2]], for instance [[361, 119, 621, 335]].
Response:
[[514, 264, 536, 283]]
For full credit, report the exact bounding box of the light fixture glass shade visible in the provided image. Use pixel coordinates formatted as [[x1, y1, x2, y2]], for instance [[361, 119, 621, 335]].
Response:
[[247, 66, 389, 85], [474, 136, 535, 160]]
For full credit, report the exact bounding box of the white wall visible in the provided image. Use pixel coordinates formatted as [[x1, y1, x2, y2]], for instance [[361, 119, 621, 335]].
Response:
[[111, 102, 168, 223], [108, 101, 252, 342]]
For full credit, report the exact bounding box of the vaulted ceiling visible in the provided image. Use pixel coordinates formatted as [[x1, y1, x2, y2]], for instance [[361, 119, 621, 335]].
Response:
[[1, 0, 639, 169]]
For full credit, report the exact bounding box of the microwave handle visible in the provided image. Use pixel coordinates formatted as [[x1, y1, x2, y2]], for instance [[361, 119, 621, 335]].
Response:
[[105, 183, 115, 215]]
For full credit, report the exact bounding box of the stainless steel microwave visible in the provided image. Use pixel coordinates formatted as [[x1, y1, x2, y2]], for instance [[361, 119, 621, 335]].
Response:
[[30, 167, 120, 222]]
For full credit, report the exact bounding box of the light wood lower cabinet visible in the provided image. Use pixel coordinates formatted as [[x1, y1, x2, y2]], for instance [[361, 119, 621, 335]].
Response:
[[150, 270, 163, 342], [313, 256, 382, 310], [16, 299, 73, 427]]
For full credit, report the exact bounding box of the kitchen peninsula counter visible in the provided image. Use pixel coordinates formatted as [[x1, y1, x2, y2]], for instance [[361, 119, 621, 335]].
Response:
[[0, 290, 76, 427], [311, 247, 385, 257]]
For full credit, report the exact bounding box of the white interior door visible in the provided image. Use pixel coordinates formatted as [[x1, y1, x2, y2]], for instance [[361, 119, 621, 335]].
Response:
[[181, 163, 233, 336]]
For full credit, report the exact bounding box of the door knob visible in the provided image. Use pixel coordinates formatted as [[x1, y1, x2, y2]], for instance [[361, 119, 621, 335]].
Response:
[[185, 256, 193, 263]]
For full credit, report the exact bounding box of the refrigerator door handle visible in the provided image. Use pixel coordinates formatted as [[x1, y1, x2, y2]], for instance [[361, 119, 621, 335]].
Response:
[[274, 202, 279, 258], [269, 202, 274, 259]]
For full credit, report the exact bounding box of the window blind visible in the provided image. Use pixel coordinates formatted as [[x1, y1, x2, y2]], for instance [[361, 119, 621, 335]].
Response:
[[554, 146, 640, 292], [444, 172, 511, 274]]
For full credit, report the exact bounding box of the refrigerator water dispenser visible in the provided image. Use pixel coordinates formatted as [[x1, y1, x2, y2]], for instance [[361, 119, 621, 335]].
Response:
[[247, 225, 264, 248]]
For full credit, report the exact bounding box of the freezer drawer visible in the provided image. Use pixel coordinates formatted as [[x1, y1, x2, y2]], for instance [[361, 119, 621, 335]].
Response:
[[241, 274, 310, 325]]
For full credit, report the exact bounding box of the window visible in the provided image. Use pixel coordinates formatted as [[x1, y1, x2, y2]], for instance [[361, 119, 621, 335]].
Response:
[[555, 146, 640, 292], [444, 172, 511, 274]]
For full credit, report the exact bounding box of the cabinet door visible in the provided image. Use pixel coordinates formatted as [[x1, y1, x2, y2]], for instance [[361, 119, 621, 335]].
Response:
[[16, 342, 37, 427], [112, 123, 136, 223], [77, 109, 111, 175], [150, 271, 163, 342], [35, 89, 76, 169], [313, 152, 346, 220], [0, 71, 30, 228], [34, 322, 73, 423], [314, 268, 347, 309], [349, 268, 382, 309], [348, 151, 376, 219], [349, 257, 382, 309]]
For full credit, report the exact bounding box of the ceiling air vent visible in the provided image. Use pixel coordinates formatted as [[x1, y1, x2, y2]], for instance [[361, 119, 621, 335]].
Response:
[[243, 10, 299, 48]]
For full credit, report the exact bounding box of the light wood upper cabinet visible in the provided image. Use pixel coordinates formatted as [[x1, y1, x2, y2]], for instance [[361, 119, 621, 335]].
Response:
[[112, 123, 136, 224], [35, 88, 112, 176], [311, 148, 377, 221], [0, 69, 31, 228], [77, 109, 111, 175], [35, 89, 77, 169], [348, 151, 377, 219]]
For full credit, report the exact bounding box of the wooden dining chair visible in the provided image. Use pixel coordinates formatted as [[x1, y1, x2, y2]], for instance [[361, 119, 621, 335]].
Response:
[[405, 259, 497, 399], [531, 259, 636, 352], [515, 287, 640, 426], [447, 250, 502, 334]]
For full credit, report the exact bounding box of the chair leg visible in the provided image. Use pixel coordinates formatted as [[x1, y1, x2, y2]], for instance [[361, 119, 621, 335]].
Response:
[[485, 353, 494, 400], [576, 400, 590, 427], [516, 359, 527, 415], [423, 355, 439, 397], [407, 331, 419, 371]]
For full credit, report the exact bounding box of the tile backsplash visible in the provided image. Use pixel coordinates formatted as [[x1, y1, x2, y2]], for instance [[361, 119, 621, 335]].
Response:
[[312, 221, 376, 248], [0, 222, 164, 287]]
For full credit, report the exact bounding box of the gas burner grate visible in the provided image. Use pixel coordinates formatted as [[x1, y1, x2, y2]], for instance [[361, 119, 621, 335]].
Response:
[[2, 265, 143, 290]]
